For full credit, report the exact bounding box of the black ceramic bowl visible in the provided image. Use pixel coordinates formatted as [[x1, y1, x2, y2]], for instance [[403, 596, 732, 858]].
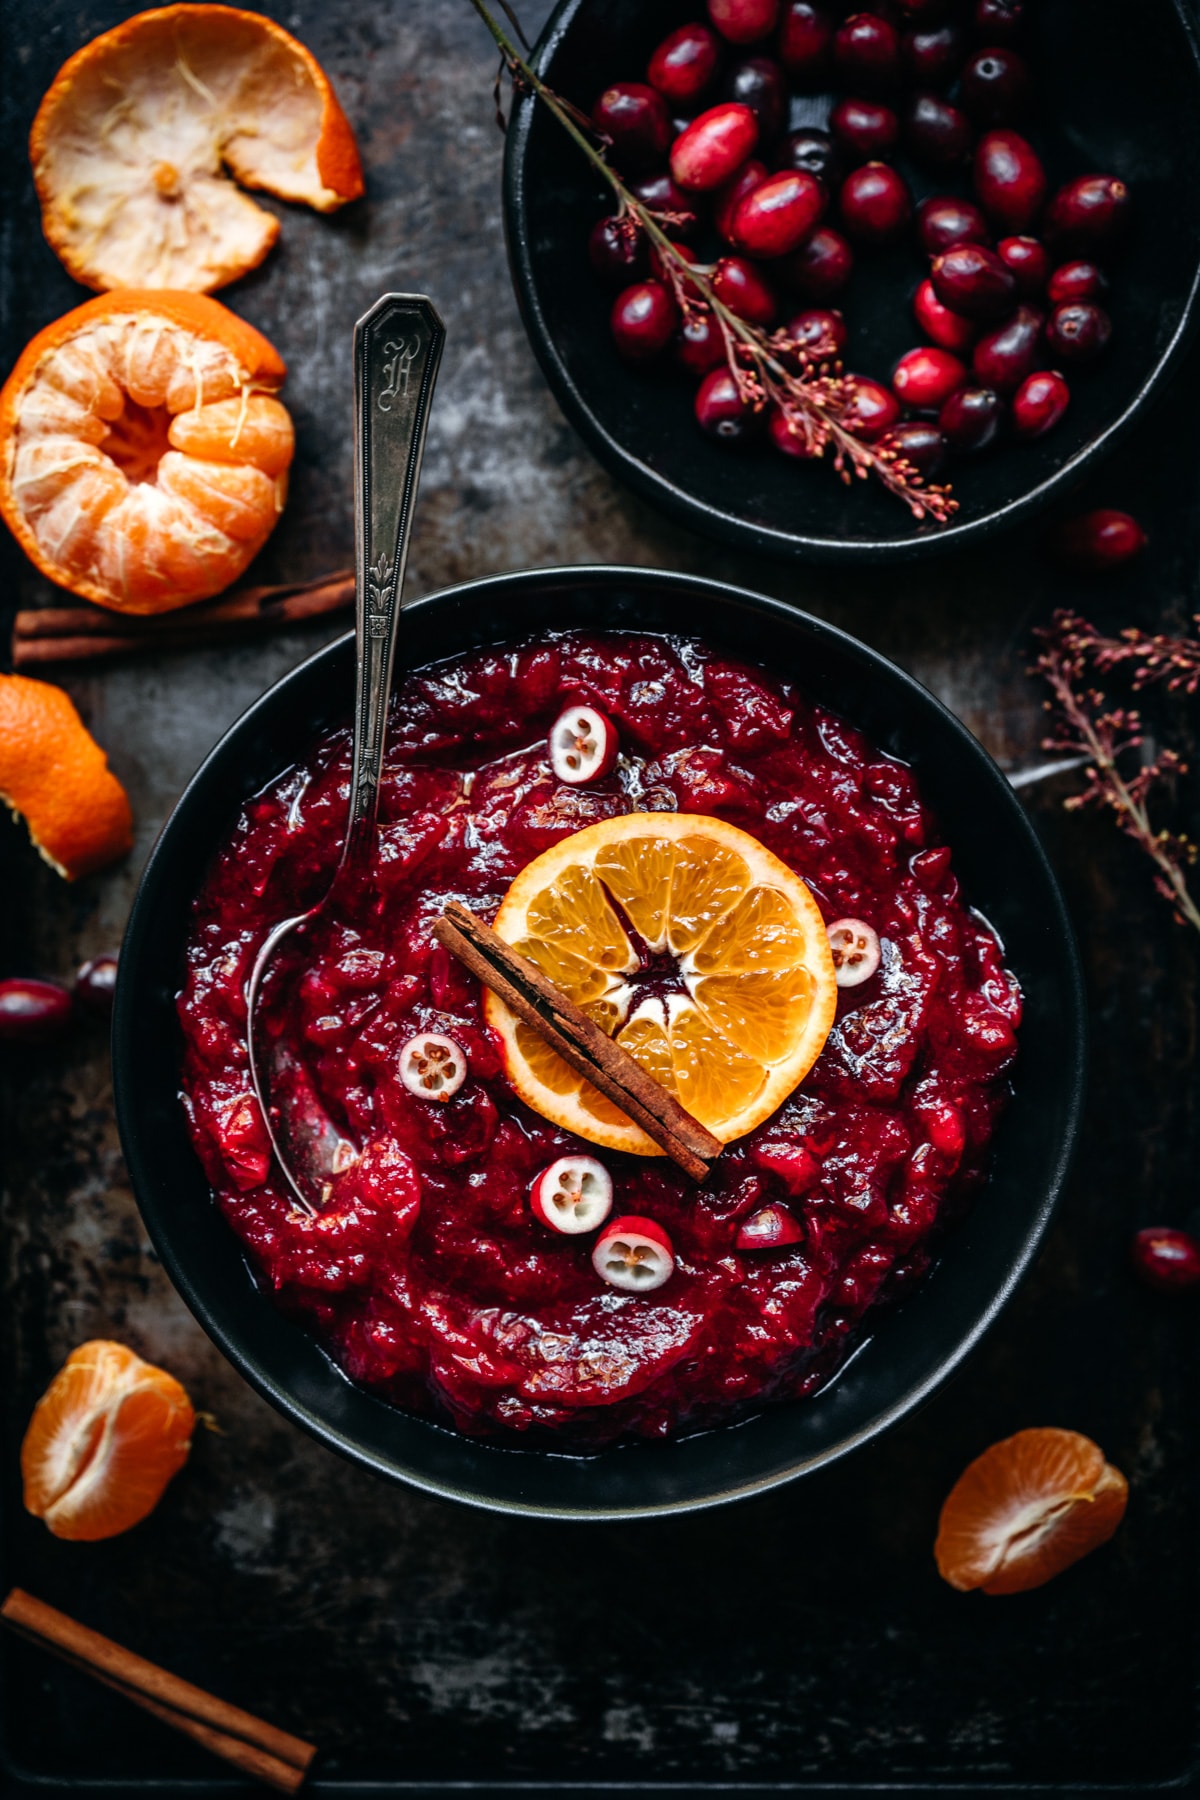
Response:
[[114, 567, 1085, 1518], [503, 0, 1200, 562]]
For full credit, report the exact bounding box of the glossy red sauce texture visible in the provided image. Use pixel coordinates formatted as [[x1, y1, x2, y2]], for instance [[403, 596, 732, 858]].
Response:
[[178, 631, 1022, 1445]]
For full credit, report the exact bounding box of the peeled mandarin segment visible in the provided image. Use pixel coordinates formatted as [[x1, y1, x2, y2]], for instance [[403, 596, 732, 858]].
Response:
[[0, 673, 133, 879], [156, 453, 280, 542], [665, 838, 752, 955], [692, 967, 816, 1064], [689, 885, 810, 975], [525, 864, 636, 973], [665, 999, 767, 1131], [594, 836, 677, 950], [167, 394, 295, 475]]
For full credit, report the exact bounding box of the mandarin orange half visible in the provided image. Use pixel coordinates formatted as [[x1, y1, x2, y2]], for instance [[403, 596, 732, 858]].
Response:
[[0, 673, 133, 879], [22, 1341, 195, 1541], [0, 291, 294, 613], [31, 5, 363, 293], [935, 1427, 1129, 1596]]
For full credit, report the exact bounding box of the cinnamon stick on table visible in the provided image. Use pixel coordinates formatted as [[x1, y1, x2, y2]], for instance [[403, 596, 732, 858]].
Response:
[[433, 900, 722, 1182], [1, 1588, 316, 1795]]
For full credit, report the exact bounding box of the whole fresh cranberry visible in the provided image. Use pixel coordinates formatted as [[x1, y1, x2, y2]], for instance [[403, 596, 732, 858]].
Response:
[[1011, 369, 1069, 439], [972, 303, 1042, 392], [843, 374, 902, 440], [647, 23, 723, 106], [1046, 174, 1132, 253], [904, 93, 972, 170], [879, 418, 948, 477], [900, 22, 963, 88], [785, 306, 848, 356], [76, 953, 119, 1014], [833, 13, 901, 91], [0, 977, 73, 1043], [591, 83, 672, 171], [931, 243, 1016, 319], [779, 224, 854, 297], [610, 281, 677, 361], [1056, 509, 1146, 570], [778, 0, 835, 84], [830, 97, 899, 160], [588, 215, 647, 286], [630, 172, 701, 239], [714, 158, 769, 241], [939, 382, 1004, 451], [892, 345, 966, 410], [695, 366, 760, 440], [671, 102, 760, 190], [1131, 1227, 1200, 1293], [709, 0, 780, 44], [974, 129, 1046, 233], [974, 0, 1025, 41], [649, 236, 700, 284], [733, 169, 826, 255], [675, 309, 727, 375], [713, 254, 779, 322], [960, 47, 1031, 123], [768, 407, 821, 456], [776, 127, 842, 187], [1044, 300, 1112, 364], [1047, 260, 1108, 304], [916, 195, 989, 255], [914, 276, 978, 351], [840, 162, 912, 244], [722, 56, 788, 137], [997, 234, 1048, 296]]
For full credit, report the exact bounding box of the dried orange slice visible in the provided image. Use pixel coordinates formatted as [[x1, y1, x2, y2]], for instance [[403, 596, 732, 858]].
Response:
[[483, 813, 838, 1153], [0, 291, 293, 613], [31, 5, 363, 293], [0, 673, 133, 878], [22, 1341, 194, 1541], [935, 1427, 1129, 1596]]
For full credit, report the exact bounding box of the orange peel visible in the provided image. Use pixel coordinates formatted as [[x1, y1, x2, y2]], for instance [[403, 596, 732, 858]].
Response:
[[0, 672, 133, 879]]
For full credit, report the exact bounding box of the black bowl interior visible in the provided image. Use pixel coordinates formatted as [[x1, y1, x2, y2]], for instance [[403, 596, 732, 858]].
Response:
[[503, 0, 1200, 561], [114, 568, 1085, 1518]]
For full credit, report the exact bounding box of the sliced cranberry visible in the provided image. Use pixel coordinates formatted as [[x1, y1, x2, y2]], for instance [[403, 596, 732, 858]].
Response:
[[715, 158, 769, 242], [833, 13, 901, 91], [591, 83, 673, 172], [647, 22, 723, 106], [1046, 174, 1131, 253], [736, 1203, 805, 1249], [916, 195, 989, 255], [892, 346, 966, 411], [593, 1215, 675, 1292], [840, 162, 912, 245], [1055, 510, 1146, 570], [611, 281, 677, 362], [675, 308, 728, 375], [530, 1154, 614, 1235], [843, 376, 901, 441], [931, 243, 1016, 320], [733, 170, 825, 256], [831, 97, 899, 160], [939, 383, 1004, 452], [399, 1032, 467, 1102], [879, 419, 947, 478], [671, 102, 760, 191], [904, 93, 972, 170], [1011, 369, 1069, 439], [900, 22, 964, 88], [779, 225, 854, 298], [1044, 300, 1112, 365], [974, 129, 1046, 233], [768, 406, 821, 457], [713, 254, 779, 322], [776, 127, 841, 188], [827, 917, 881, 986], [549, 704, 619, 782], [778, 0, 835, 85], [696, 366, 760, 441], [785, 306, 848, 356], [1047, 260, 1108, 305], [76, 953, 119, 1014], [630, 173, 700, 239], [721, 56, 788, 137], [973, 0, 1025, 41], [971, 304, 1042, 394], [753, 1141, 820, 1193], [0, 977, 73, 1043], [922, 1097, 966, 1161], [913, 276, 978, 352], [960, 47, 1031, 123], [588, 215, 646, 287], [709, 0, 780, 45], [1131, 1227, 1200, 1294], [997, 234, 1048, 297]]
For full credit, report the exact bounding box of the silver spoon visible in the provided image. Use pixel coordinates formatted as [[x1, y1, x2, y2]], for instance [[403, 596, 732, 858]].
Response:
[[246, 293, 445, 1215]]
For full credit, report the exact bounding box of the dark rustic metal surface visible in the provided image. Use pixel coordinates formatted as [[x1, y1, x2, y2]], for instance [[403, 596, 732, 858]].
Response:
[[0, 0, 1197, 1792]]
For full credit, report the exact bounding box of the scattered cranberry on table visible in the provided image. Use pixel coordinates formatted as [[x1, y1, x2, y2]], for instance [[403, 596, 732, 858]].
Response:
[[1130, 1227, 1200, 1294], [0, 977, 73, 1043], [1055, 509, 1147, 571], [75, 954, 119, 1014]]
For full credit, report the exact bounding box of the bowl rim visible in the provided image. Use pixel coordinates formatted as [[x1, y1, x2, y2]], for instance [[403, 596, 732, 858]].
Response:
[[501, 0, 1200, 565], [114, 563, 1087, 1519]]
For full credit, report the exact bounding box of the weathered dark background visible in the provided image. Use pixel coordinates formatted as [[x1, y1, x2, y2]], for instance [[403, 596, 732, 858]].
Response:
[[1, 1, 1197, 1793]]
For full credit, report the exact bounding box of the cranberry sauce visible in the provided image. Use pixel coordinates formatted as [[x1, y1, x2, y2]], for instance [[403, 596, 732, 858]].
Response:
[[178, 632, 1021, 1445]]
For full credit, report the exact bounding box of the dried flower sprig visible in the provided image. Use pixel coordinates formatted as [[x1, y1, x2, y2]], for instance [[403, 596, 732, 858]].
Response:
[[1032, 609, 1200, 936], [1046, 610, 1200, 695], [467, 0, 957, 526]]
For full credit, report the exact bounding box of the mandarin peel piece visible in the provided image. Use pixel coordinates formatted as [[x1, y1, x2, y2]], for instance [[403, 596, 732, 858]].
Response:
[[0, 673, 133, 879]]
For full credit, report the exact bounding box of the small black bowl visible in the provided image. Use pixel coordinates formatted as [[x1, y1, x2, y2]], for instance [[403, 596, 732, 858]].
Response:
[[114, 567, 1085, 1518], [503, 0, 1200, 562]]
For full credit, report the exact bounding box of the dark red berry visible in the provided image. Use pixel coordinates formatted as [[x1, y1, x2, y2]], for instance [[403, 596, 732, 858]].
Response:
[[733, 169, 826, 255], [709, 0, 780, 45], [713, 254, 779, 323], [714, 158, 769, 242], [76, 953, 119, 1014], [722, 56, 788, 137], [0, 977, 73, 1043], [833, 13, 901, 91], [695, 366, 759, 440], [776, 127, 842, 187], [972, 303, 1042, 393], [1044, 300, 1112, 365], [1056, 509, 1146, 570], [1046, 174, 1132, 253], [630, 172, 701, 239], [591, 83, 672, 172], [960, 47, 1031, 123], [900, 22, 964, 88], [647, 23, 723, 106], [973, 0, 1025, 42], [785, 306, 848, 356], [843, 374, 902, 439], [778, 1, 835, 84], [903, 93, 972, 170], [671, 102, 760, 190], [939, 383, 1003, 451], [610, 281, 677, 361], [916, 195, 989, 255], [1011, 369, 1069, 439], [840, 161, 912, 244], [675, 308, 727, 376], [974, 129, 1046, 233], [914, 276, 978, 351], [736, 1203, 805, 1249], [997, 234, 1048, 296], [1131, 1227, 1200, 1293], [768, 407, 821, 456], [879, 418, 947, 477], [779, 225, 855, 298], [892, 345, 966, 409], [588, 215, 647, 286], [1047, 260, 1108, 304], [831, 97, 899, 160], [931, 243, 1016, 319]]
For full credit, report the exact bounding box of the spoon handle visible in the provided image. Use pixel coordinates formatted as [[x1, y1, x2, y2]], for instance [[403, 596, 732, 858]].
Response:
[[346, 293, 446, 863]]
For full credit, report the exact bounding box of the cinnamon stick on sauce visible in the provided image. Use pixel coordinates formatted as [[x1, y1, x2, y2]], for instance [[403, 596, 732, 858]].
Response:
[[433, 900, 722, 1182]]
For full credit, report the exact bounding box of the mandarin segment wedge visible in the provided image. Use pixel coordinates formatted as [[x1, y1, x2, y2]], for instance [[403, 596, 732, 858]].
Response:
[[0, 673, 133, 879]]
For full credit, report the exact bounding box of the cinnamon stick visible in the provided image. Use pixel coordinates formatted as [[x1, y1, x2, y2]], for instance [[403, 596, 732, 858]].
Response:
[[433, 900, 721, 1181], [1, 1589, 316, 1794]]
